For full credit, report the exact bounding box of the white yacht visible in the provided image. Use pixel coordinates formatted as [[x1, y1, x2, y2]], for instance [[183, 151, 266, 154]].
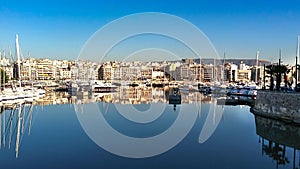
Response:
[[90, 80, 118, 93]]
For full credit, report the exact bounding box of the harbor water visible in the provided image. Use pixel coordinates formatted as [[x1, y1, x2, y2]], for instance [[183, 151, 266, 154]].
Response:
[[0, 90, 299, 169]]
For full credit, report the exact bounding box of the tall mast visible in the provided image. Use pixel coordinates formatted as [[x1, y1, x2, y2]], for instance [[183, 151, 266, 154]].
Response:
[[297, 36, 300, 83], [279, 49, 282, 66], [213, 58, 216, 82], [8, 45, 13, 63], [200, 56, 202, 83], [15, 34, 21, 87], [223, 52, 226, 83], [256, 51, 259, 83]]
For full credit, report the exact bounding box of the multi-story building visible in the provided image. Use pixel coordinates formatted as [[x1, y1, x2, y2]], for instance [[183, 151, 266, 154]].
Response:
[[237, 69, 251, 82], [120, 65, 140, 81], [0, 57, 13, 80], [203, 64, 214, 82], [74, 60, 98, 81], [189, 64, 202, 81], [14, 58, 37, 80], [140, 66, 152, 80], [21, 58, 36, 80], [56, 60, 72, 80], [176, 64, 190, 81], [35, 59, 55, 80], [98, 62, 113, 80], [224, 63, 238, 82], [251, 66, 264, 83]]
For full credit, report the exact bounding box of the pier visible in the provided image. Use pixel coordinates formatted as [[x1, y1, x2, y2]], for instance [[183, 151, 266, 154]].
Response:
[[252, 91, 300, 125]]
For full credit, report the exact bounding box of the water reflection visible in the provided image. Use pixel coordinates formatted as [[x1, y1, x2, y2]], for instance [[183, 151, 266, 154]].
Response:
[[69, 87, 213, 105], [0, 88, 214, 158], [255, 115, 300, 169], [0, 104, 34, 158], [2, 87, 298, 169]]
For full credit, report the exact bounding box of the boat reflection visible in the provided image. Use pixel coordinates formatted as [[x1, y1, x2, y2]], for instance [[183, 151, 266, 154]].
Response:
[[167, 88, 181, 111], [255, 115, 300, 169]]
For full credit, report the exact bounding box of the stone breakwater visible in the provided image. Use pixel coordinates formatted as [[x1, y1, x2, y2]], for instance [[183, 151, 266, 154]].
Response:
[[252, 91, 300, 124]]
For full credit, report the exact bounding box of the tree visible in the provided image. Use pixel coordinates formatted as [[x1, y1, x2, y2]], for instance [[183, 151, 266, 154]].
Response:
[[265, 65, 275, 91], [265, 64, 289, 91], [0, 68, 9, 84], [274, 65, 289, 91]]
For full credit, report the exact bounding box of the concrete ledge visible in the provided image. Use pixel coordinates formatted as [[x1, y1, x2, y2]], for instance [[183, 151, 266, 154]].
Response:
[[252, 91, 300, 125]]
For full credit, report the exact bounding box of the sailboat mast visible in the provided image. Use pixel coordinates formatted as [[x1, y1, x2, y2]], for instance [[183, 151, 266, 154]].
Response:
[[213, 58, 216, 82], [255, 51, 259, 83], [199, 56, 202, 83], [15, 34, 21, 87], [279, 49, 282, 66], [223, 52, 226, 83], [297, 35, 300, 83]]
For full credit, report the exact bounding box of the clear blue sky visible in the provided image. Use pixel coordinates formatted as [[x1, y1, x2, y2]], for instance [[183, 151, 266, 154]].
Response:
[[0, 0, 300, 64]]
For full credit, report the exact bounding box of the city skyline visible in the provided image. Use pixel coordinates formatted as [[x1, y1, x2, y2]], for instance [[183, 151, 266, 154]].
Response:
[[0, 0, 300, 64]]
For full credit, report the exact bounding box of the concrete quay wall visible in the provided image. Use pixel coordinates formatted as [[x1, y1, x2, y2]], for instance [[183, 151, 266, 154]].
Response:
[[252, 91, 300, 124]]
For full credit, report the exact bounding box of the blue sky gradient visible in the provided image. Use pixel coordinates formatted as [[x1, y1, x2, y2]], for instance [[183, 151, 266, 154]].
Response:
[[0, 0, 300, 64]]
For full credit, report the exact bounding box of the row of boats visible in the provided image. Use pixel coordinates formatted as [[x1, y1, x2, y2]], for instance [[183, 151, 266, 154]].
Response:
[[67, 80, 259, 98], [199, 85, 257, 97], [0, 85, 46, 106], [0, 35, 46, 107]]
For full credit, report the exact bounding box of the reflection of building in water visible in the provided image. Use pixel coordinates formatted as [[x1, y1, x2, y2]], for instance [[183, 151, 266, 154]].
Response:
[[98, 87, 213, 105], [27, 90, 216, 106], [0, 104, 34, 158], [109, 87, 165, 104], [36, 92, 70, 105], [255, 115, 300, 169]]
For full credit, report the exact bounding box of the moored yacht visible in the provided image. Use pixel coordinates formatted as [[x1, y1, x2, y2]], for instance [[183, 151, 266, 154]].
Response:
[[90, 80, 118, 93]]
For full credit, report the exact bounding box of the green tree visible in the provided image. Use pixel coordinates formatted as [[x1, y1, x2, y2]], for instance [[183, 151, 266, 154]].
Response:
[[0, 68, 9, 84], [265, 65, 275, 91], [265, 64, 289, 91]]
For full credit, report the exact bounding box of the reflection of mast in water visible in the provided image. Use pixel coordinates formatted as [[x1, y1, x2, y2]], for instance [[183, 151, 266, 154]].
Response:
[[196, 92, 202, 117], [0, 104, 35, 158], [198, 99, 224, 143], [8, 107, 15, 149], [15, 105, 22, 158], [28, 105, 33, 135], [0, 108, 5, 148]]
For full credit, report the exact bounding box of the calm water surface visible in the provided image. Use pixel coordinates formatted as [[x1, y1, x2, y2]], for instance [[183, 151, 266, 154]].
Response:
[[0, 93, 299, 169]]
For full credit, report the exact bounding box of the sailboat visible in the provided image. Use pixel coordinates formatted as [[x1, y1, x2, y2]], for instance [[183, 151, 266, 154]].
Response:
[[14, 34, 45, 104]]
